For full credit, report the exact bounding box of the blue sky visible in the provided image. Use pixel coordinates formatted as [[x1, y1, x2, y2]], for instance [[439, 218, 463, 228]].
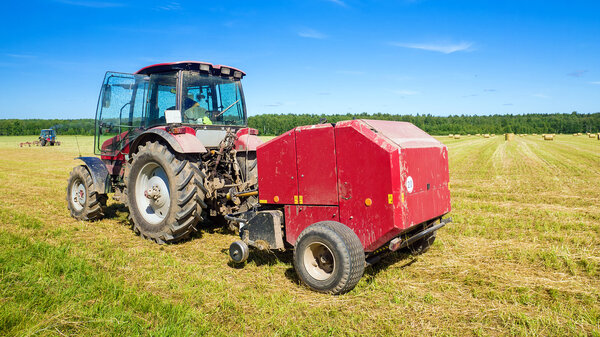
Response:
[[0, 0, 598, 119]]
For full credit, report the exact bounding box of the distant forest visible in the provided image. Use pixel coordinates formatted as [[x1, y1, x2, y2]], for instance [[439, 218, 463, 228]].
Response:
[[248, 112, 600, 136], [0, 112, 598, 136]]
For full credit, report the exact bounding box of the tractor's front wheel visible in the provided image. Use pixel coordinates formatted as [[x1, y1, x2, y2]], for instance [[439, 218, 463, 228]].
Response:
[[125, 141, 205, 244], [66, 166, 107, 221], [293, 221, 365, 294]]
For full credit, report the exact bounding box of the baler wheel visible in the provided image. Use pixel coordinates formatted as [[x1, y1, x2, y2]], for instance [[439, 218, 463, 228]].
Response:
[[294, 221, 365, 294], [66, 166, 107, 221], [125, 141, 205, 244]]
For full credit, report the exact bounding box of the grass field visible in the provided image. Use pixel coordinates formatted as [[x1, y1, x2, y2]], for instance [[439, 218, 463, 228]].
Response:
[[0, 134, 599, 336]]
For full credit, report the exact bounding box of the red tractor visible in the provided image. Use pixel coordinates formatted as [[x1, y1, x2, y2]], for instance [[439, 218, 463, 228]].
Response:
[[67, 61, 451, 294]]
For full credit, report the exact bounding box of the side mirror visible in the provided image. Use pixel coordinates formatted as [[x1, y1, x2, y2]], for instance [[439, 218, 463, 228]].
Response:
[[102, 84, 112, 108]]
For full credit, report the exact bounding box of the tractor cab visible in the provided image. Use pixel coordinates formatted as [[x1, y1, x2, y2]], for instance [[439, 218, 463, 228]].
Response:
[[39, 129, 57, 146], [40, 129, 56, 140], [95, 61, 247, 157]]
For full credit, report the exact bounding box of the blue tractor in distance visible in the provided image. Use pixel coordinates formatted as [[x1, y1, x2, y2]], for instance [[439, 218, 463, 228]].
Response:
[[39, 129, 59, 146]]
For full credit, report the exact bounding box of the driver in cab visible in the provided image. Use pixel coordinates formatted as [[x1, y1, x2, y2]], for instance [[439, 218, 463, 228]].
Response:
[[183, 93, 212, 125]]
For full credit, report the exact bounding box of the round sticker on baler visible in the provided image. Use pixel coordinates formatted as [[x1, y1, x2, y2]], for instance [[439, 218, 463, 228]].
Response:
[[406, 176, 414, 193]]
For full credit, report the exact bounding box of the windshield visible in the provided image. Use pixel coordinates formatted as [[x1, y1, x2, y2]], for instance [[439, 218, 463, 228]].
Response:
[[181, 71, 246, 126]]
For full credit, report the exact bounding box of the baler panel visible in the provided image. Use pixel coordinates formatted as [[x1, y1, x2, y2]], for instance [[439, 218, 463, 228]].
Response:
[[400, 146, 451, 227], [334, 121, 402, 251], [284, 205, 340, 245], [256, 130, 298, 205], [295, 124, 339, 205]]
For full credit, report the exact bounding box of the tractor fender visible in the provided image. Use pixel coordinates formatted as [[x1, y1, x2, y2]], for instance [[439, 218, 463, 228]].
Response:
[[76, 157, 110, 194], [235, 128, 263, 151], [129, 129, 207, 155]]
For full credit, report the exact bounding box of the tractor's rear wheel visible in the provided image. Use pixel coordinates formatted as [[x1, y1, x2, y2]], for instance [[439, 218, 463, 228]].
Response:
[[125, 141, 205, 244], [66, 166, 107, 221], [293, 221, 365, 294]]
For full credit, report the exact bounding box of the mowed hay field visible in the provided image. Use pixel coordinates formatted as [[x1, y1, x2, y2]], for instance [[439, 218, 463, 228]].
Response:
[[0, 134, 599, 336]]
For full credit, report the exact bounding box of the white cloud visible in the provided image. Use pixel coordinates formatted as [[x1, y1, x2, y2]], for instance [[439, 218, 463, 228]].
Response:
[[391, 41, 474, 54], [533, 93, 550, 99], [325, 0, 347, 7], [567, 70, 588, 77], [298, 29, 327, 39], [392, 90, 419, 96], [56, 0, 124, 8], [336, 70, 365, 75], [156, 2, 181, 11], [265, 102, 283, 107], [5, 53, 35, 58]]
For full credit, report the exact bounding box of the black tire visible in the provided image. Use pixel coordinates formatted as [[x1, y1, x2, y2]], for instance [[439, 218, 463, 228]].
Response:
[[125, 141, 206, 244], [66, 166, 107, 221], [406, 231, 437, 255], [40, 139, 46, 147], [293, 221, 365, 294]]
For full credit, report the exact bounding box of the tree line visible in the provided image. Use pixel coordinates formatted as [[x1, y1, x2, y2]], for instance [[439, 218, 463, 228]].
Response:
[[0, 119, 95, 136], [248, 112, 599, 136], [0, 112, 598, 136]]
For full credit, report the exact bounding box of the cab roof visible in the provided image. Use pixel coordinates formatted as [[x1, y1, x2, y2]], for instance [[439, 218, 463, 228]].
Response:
[[135, 61, 246, 78]]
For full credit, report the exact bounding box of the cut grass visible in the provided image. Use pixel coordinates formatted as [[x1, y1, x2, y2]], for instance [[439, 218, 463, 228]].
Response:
[[0, 134, 599, 336]]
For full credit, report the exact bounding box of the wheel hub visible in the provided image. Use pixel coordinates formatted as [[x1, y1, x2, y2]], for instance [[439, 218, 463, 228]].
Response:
[[144, 180, 167, 209], [304, 242, 335, 280], [135, 163, 170, 225], [70, 181, 86, 211]]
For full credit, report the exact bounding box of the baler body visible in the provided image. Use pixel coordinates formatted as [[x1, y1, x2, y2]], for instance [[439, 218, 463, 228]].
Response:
[[256, 119, 450, 252]]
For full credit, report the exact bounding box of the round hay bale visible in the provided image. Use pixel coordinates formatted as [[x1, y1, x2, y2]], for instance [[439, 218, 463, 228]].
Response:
[[573, 133, 578, 136], [475, 133, 481, 137], [491, 134, 495, 137], [448, 134, 454, 138], [543, 134, 554, 141], [589, 133, 596, 138], [483, 134, 490, 138], [578, 133, 582, 136], [505, 133, 515, 141], [454, 135, 461, 139]]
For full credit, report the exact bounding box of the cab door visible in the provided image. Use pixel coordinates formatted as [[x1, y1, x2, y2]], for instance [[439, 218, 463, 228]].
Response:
[[95, 72, 149, 156]]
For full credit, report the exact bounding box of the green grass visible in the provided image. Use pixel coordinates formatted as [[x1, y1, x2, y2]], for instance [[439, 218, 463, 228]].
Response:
[[0, 134, 599, 336]]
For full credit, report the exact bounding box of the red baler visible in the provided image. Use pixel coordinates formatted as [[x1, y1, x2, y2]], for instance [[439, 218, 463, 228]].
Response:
[[228, 119, 451, 294]]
